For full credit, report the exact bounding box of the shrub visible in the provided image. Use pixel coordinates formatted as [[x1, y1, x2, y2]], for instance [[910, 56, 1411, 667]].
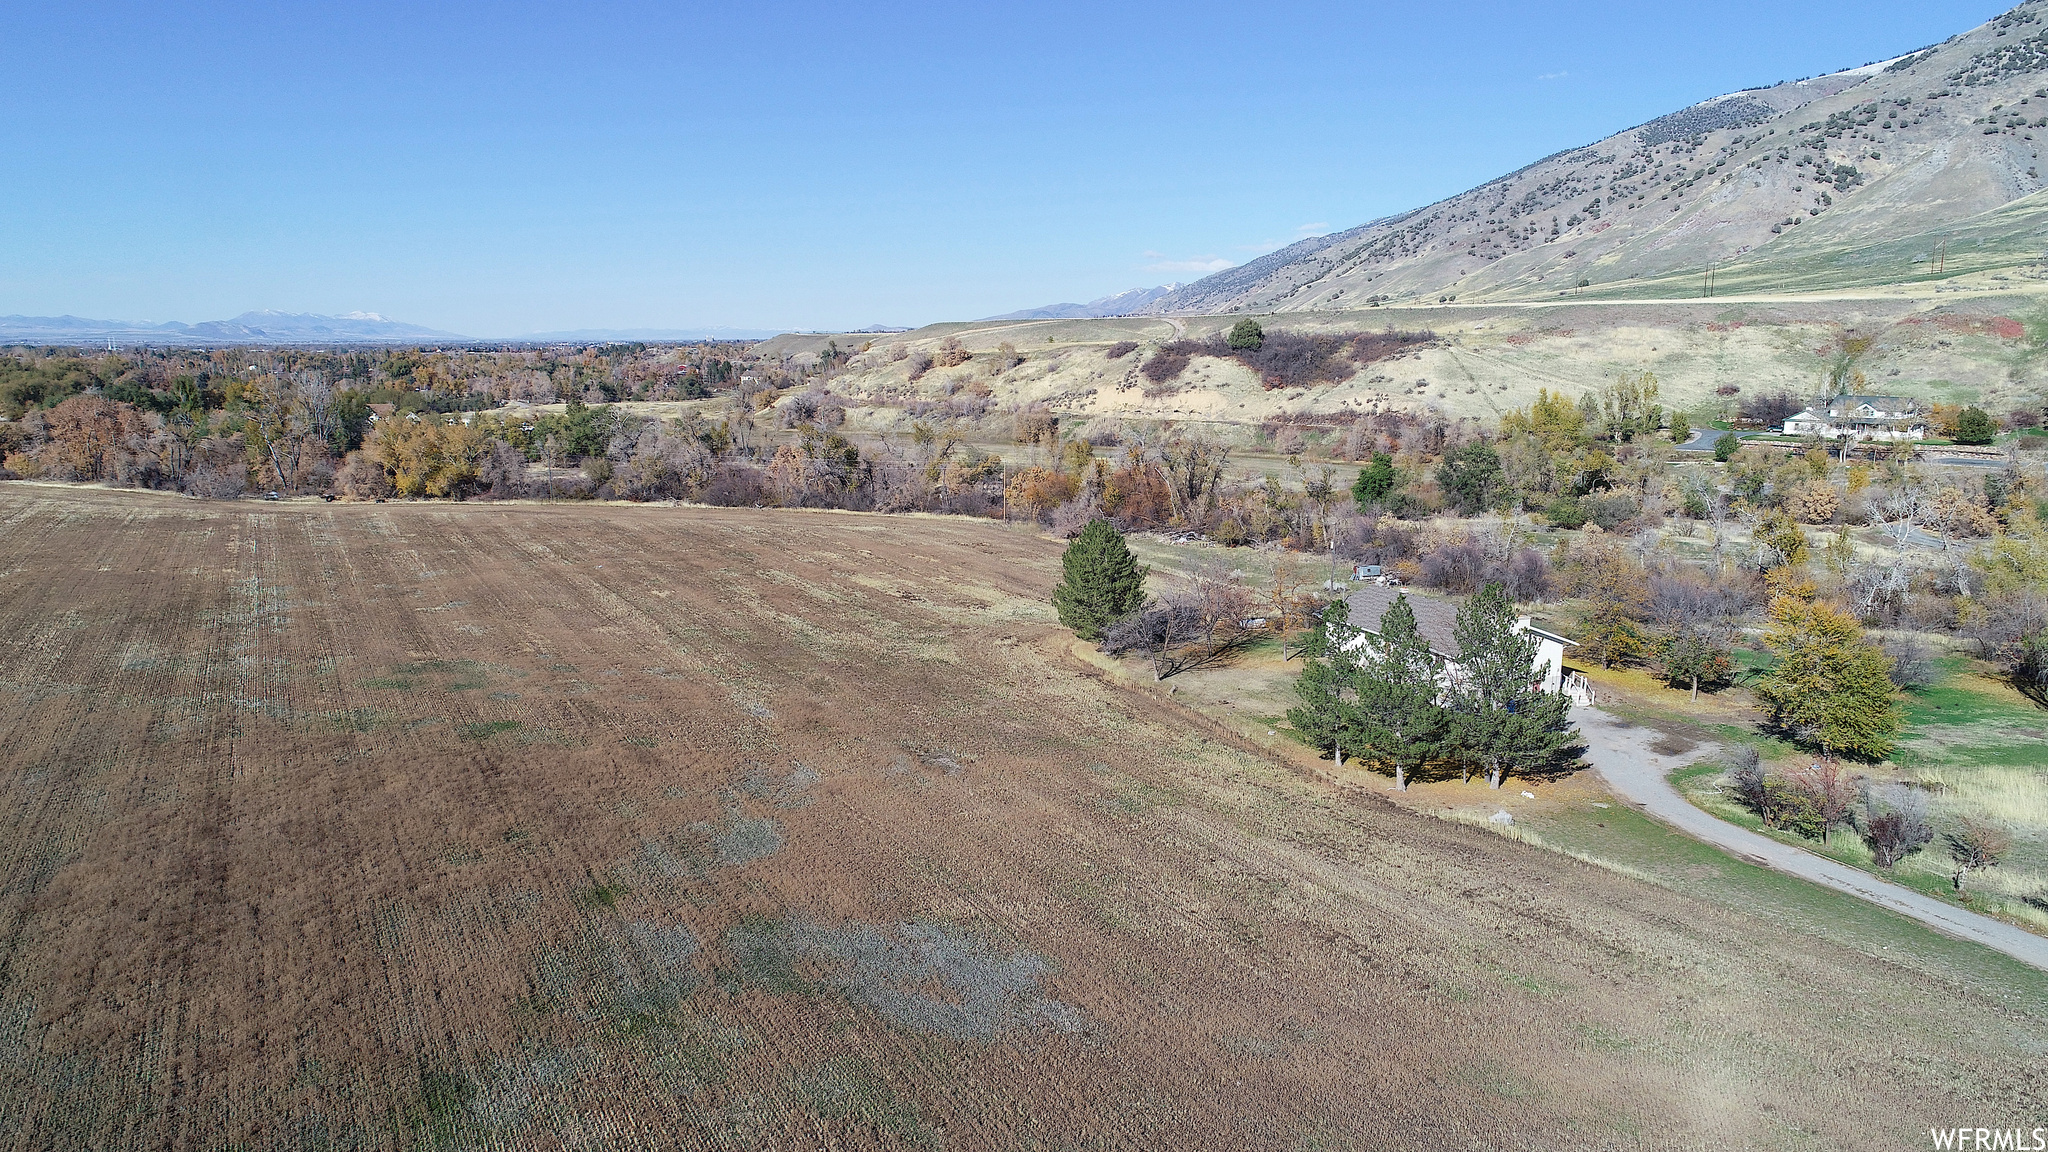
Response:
[[1418, 541, 1489, 593], [1945, 819, 2010, 890], [1227, 319, 1264, 351], [1586, 493, 1639, 531], [1784, 481, 1841, 524], [1880, 634, 1936, 689], [934, 337, 972, 368], [1105, 340, 1139, 360], [1237, 331, 1363, 390], [1954, 406, 1996, 445], [1862, 784, 1933, 869], [1141, 341, 1202, 384], [1544, 495, 1588, 528], [1727, 747, 1766, 810]]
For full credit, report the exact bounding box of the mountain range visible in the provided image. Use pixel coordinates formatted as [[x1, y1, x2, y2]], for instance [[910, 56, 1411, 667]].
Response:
[[1135, 0, 2048, 312], [0, 312, 782, 346], [0, 310, 461, 346], [985, 285, 1182, 321]]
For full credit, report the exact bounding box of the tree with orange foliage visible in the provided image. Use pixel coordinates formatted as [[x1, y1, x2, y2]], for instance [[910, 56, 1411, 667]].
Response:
[[37, 396, 150, 481], [1005, 466, 1079, 522]]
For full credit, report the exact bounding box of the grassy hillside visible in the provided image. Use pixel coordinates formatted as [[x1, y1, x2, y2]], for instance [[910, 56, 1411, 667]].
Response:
[[1584, 189, 2048, 300], [761, 288, 2048, 433]]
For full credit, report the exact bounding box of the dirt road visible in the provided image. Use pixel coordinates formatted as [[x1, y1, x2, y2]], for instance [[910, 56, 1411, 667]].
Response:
[[1575, 706, 2048, 972]]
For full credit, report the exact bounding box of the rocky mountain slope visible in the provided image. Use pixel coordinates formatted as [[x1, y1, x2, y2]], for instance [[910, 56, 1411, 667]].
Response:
[[1144, 0, 2048, 313]]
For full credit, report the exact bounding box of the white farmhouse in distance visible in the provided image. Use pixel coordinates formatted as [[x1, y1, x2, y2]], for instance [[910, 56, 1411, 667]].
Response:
[[1781, 394, 1928, 441], [1339, 587, 1584, 701]]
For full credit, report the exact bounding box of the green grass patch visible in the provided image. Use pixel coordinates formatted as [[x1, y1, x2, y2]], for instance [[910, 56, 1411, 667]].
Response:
[[1510, 798, 2048, 1001], [1899, 658, 2038, 729], [325, 707, 384, 732], [457, 719, 520, 741], [580, 880, 629, 910]]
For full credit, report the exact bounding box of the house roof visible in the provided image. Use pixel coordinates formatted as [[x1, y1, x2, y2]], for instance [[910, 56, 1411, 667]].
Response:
[[1827, 394, 1920, 414], [1343, 586, 1578, 660], [1343, 587, 1465, 660], [1523, 623, 1579, 648]]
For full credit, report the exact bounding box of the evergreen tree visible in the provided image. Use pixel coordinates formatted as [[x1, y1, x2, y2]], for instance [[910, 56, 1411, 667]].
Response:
[[1954, 406, 1996, 446], [1286, 654, 1349, 757], [1447, 583, 1578, 789], [1351, 453, 1397, 509], [1285, 600, 1355, 757], [1348, 595, 1449, 790], [1753, 595, 1903, 759], [1050, 519, 1148, 640], [1226, 318, 1265, 351], [1435, 443, 1503, 514]]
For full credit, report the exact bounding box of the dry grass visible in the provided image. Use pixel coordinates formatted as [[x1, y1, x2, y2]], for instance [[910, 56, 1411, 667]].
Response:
[[0, 485, 2041, 1150]]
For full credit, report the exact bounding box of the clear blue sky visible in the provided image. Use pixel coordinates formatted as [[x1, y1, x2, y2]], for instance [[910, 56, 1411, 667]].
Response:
[[0, 1, 2010, 335]]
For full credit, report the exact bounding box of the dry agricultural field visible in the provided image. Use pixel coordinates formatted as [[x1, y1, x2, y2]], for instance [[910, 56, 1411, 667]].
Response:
[[0, 485, 2042, 1150]]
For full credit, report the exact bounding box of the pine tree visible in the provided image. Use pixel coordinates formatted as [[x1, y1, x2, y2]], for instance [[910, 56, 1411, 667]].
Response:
[[1286, 600, 1355, 763], [1447, 583, 1579, 789], [1348, 595, 1449, 790], [1351, 453, 1397, 509], [1050, 519, 1148, 640]]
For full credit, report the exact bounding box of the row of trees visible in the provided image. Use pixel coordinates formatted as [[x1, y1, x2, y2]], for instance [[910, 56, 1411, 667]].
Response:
[[1049, 520, 1582, 791], [1285, 587, 1581, 791], [0, 343, 754, 420]]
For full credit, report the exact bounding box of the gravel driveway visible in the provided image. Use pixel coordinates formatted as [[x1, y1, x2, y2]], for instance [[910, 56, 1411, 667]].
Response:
[[1573, 706, 2048, 972]]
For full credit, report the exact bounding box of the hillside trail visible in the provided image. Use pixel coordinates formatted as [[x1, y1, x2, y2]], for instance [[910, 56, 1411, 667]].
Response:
[[1574, 705, 2048, 973]]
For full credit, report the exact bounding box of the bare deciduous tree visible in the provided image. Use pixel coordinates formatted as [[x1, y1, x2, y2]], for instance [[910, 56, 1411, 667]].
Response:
[[1862, 784, 1934, 869]]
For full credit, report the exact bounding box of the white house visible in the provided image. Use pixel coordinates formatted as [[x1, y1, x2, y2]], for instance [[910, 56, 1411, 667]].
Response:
[[1781, 394, 1928, 441], [1338, 586, 1582, 698]]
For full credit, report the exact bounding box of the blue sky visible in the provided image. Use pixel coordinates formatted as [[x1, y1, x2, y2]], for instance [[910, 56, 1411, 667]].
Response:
[[0, 1, 2010, 335]]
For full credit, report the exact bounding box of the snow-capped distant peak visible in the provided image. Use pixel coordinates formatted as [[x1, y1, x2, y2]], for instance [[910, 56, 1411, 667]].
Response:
[[340, 311, 390, 322]]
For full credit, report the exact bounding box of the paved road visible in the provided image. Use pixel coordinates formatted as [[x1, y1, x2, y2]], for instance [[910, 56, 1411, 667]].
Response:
[[1573, 706, 2048, 973], [1674, 428, 1742, 453]]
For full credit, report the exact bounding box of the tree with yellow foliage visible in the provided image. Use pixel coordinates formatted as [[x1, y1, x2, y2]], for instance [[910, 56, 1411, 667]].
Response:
[[365, 415, 488, 498], [1754, 594, 1902, 760]]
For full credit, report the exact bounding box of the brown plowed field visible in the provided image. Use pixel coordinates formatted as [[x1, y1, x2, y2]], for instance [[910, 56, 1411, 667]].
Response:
[[0, 485, 2039, 1150]]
